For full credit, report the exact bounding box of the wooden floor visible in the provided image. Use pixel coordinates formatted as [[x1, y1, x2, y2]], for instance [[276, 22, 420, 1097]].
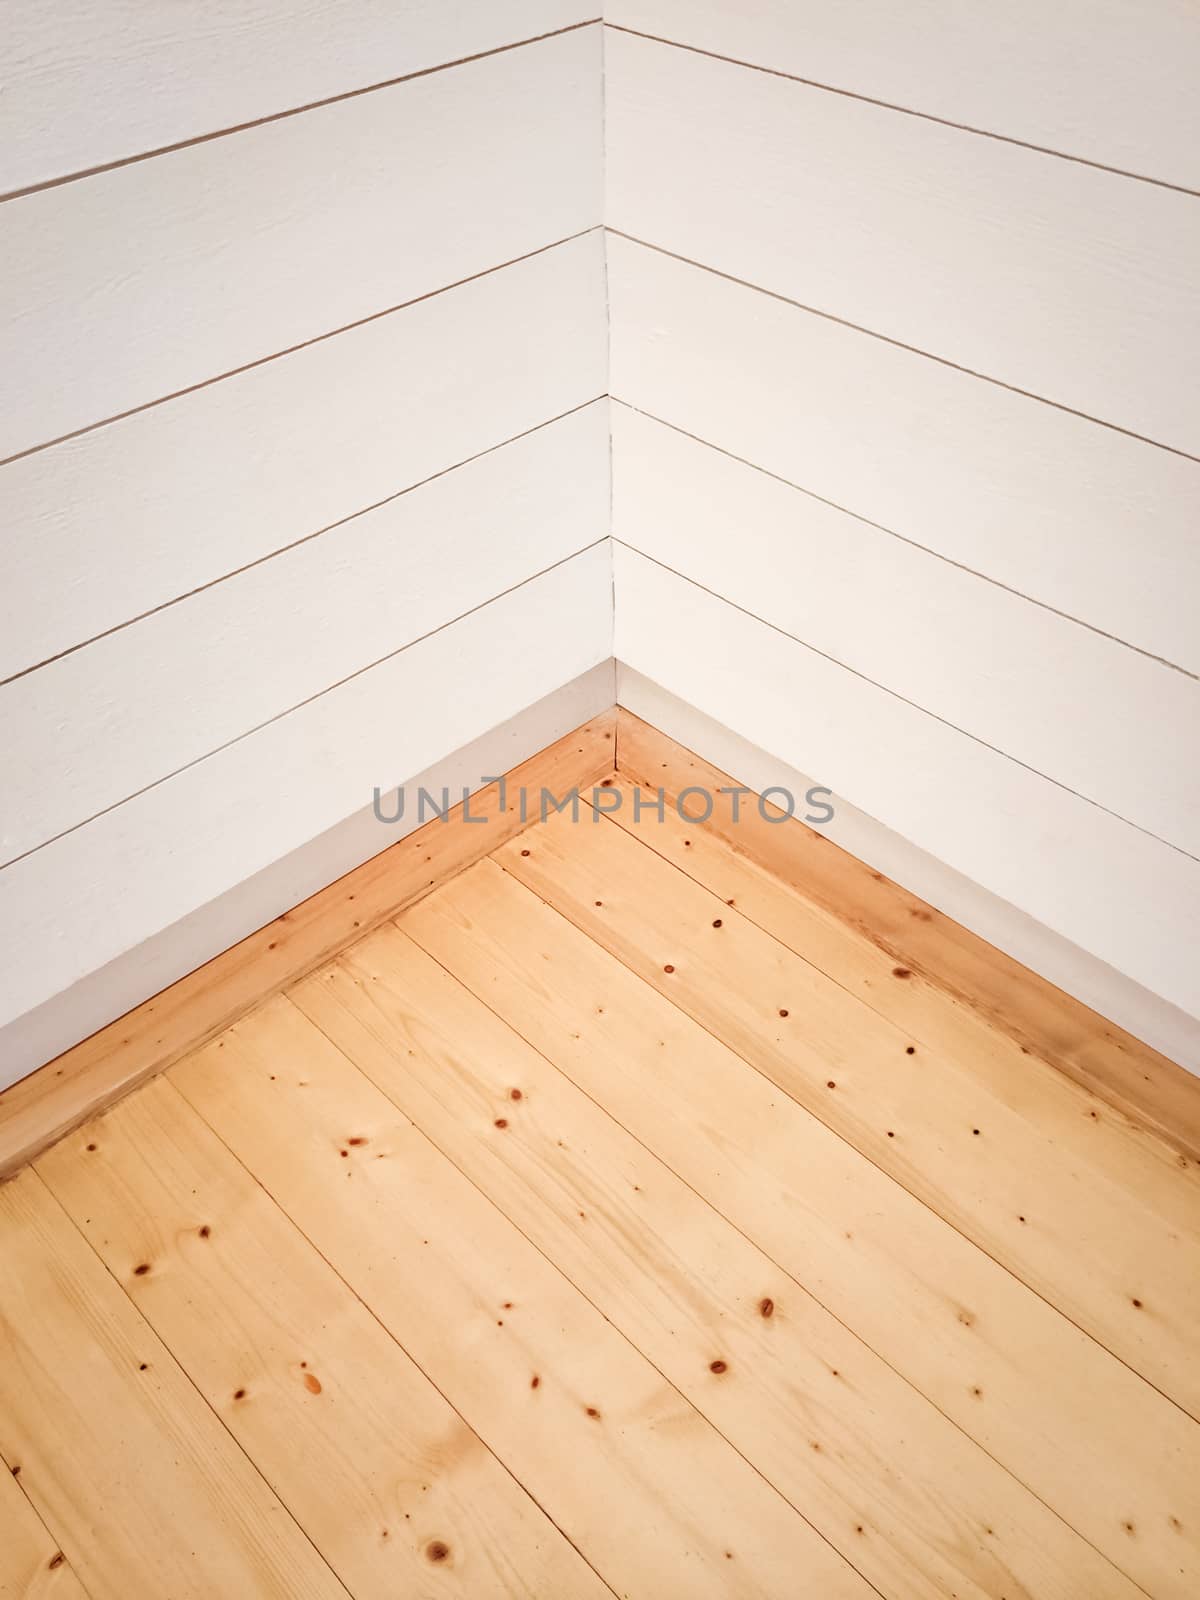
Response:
[[2, 779, 1199, 1599]]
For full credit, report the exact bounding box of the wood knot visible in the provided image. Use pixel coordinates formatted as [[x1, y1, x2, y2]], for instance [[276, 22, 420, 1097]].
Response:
[[426, 1540, 451, 1563], [758, 1297, 774, 1319]]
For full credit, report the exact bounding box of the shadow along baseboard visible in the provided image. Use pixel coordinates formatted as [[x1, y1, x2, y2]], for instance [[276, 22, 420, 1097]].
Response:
[[3, 703, 1198, 1179], [0, 712, 616, 1180], [615, 708, 1200, 1165]]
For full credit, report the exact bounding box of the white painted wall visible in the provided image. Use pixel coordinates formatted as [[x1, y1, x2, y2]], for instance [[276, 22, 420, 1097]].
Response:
[[0, 9, 610, 1078], [605, 1, 1200, 189], [3, 1, 594, 191], [2, 26, 603, 461], [4, 3, 1197, 1085], [606, 10, 1200, 1025]]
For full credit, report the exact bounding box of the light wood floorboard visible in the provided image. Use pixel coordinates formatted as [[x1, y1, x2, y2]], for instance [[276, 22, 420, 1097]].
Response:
[[0, 1462, 90, 1600], [1, 784, 1196, 1599], [497, 805, 1200, 1419], [35, 1075, 609, 1600], [402, 856, 1199, 1600], [0, 1172, 344, 1600], [170, 996, 868, 1599], [615, 709, 1200, 1162], [292, 919, 1145, 1599]]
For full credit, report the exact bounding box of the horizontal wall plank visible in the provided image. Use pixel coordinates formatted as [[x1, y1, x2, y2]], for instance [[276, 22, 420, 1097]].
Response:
[[606, 32, 1200, 454], [612, 407, 1200, 857], [1, 25, 601, 460], [0, 404, 608, 866], [605, 2, 1200, 190], [3, 3, 594, 193], [1, 232, 606, 684], [0, 544, 613, 1030], [607, 234, 1200, 675], [612, 545, 1200, 1019]]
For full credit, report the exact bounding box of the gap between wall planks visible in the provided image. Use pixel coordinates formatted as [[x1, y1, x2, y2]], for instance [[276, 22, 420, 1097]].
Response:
[[613, 709, 1200, 1165], [0, 712, 616, 1181], [2, 701, 1197, 1180]]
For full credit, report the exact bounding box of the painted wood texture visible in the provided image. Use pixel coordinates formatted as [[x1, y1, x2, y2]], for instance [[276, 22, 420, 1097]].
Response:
[[36, 1076, 609, 1599], [171, 998, 871, 1599], [612, 544, 1200, 1020], [607, 234, 1200, 675], [401, 859, 1200, 1600], [0, 544, 612, 1032], [2, 231, 607, 685], [496, 805, 1200, 1416], [1, 403, 608, 866], [3, 4, 593, 192], [614, 707, 1200, 1161], [606, 33, 1200, 455], [606, 1, 1200, 189], [291, 920, 1151, 1598], [0, 711, 615, 1177], [612, 406, 1199, 857], [0, 1172, 345, 1600], [2, 27, 601, 460]]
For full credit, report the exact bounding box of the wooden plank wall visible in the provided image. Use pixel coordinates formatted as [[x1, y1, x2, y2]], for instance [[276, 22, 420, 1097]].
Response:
[[0, 7, 609, 1085], [604, 8, 1200, 1025]]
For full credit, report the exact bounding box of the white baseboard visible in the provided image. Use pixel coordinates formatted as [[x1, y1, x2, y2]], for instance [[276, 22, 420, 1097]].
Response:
[[0, 660, 616, 1091], [11, 654, 1193, 1089], [617, 665, 1200, 1074]]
